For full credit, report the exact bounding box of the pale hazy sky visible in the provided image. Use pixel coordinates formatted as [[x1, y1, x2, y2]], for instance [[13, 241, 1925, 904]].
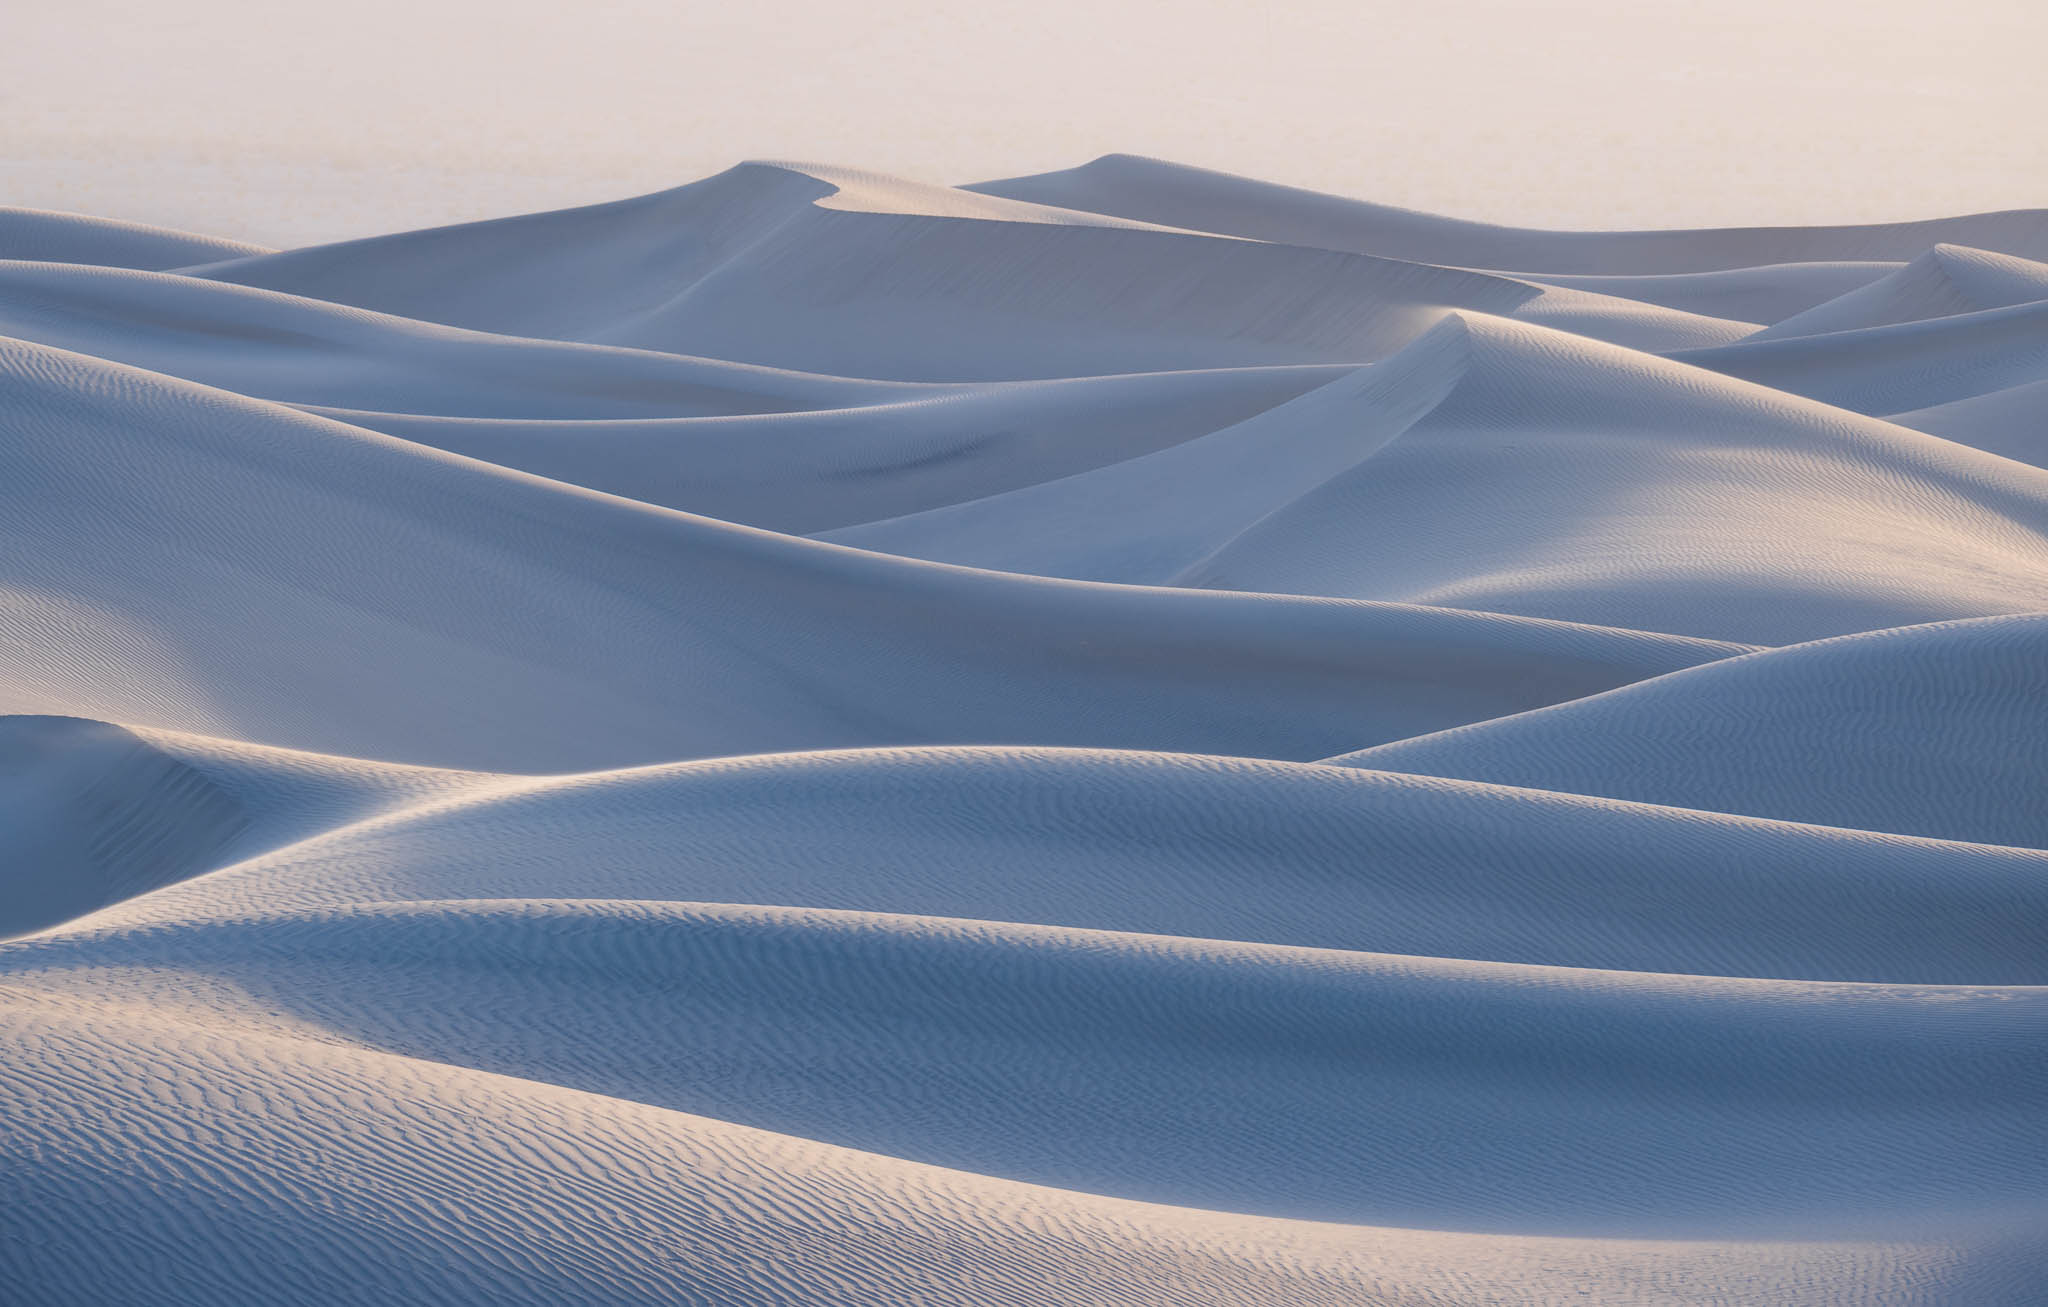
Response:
[[6, 0, 2043, 246]]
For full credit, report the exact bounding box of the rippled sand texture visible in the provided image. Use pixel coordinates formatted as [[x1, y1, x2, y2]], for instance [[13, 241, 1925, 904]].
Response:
[[4, 156, 2046, 1305]]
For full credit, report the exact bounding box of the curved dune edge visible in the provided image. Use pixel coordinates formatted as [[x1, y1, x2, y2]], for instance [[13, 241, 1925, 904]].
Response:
[[4, 157, 2047, 1304], [0, 205, 272, 269]]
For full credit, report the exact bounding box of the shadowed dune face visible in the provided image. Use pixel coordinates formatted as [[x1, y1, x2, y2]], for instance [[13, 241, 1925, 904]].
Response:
[[4, 159, 2048, 1306], [0, 716, 248, 937]]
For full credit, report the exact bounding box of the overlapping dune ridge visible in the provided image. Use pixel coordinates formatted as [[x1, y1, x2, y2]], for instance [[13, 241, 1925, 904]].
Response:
[[3, 155, 2046, 1306]]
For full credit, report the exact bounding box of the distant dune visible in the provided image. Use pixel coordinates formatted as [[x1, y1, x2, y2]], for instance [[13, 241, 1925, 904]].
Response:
[[3, 158, 2045, 1306]]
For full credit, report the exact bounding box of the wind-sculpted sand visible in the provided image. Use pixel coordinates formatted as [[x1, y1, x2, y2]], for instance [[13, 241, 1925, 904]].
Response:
[[3, 156, 2045, 1305]]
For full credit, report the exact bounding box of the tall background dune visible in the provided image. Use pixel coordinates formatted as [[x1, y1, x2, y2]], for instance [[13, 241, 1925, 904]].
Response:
[[5, 0, 2043, 244]]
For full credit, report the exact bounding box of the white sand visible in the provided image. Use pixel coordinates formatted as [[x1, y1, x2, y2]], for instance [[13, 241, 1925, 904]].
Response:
[[3, 159, 2045, 1305]]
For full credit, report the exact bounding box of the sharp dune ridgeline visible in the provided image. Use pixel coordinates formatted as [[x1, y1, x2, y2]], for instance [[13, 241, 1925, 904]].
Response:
[[3, 156, 2047, 1306]]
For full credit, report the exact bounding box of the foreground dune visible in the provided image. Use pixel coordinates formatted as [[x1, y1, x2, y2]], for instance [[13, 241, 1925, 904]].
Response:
[[3, 157, 2045, 1305]]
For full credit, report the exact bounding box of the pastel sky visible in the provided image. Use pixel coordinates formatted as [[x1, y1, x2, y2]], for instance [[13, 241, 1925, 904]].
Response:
[[6, 0, 2043, 246]]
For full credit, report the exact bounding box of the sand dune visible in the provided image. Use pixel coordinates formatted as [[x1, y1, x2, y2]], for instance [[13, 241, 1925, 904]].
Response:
[[1330, 613, 2048, 846], [1511, 260, 1901, 323], [0, 258, 920, 416], [0, 715, 481, 937], [43, 740, 2047, 985], [1889, 378, 2048, 467], [17, 993, 2034, 1307], [4, 158, 2045, 1305], [1, 336, 1739, 769], [0, 206, 270, 270], [15, 897, 2046, 1234], [835, 315, 2048, 644], [1747, 245, 2048, 340], [970, 154, 2048, 272], [290, 365, 1347, 531], [187, 162, 1748, 370], [1673, 298, 2048, 414]]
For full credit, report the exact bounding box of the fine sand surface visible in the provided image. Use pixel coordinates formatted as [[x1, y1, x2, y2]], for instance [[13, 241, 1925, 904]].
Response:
[[3, 158, 2045, 1305]]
